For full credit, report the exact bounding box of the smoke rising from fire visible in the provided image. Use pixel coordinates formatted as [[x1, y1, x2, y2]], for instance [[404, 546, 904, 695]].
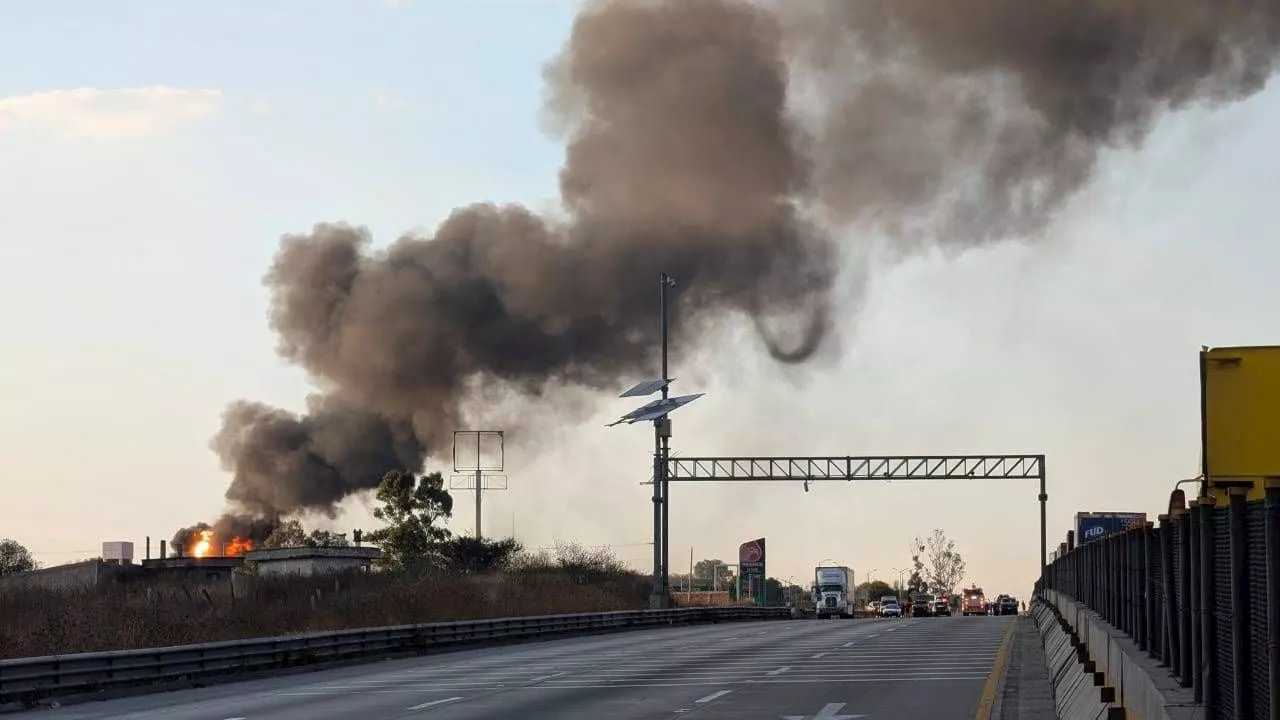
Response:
[[196, 0, 1280, 532]]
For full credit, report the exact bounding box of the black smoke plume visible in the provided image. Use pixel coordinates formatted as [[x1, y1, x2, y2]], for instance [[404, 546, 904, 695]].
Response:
[[196, 0, 1280, 530]]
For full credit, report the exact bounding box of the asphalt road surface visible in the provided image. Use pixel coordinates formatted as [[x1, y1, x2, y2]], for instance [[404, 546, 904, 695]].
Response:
[[35, 615, 1016, 720]]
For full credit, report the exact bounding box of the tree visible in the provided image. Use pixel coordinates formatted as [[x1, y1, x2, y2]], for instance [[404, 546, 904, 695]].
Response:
[[263, 520, 351, 549], [858, 579, 896, 601], [0, 539, 37, 576], [439, 536, 522, 574], [907, 536, 927, 596], [692, 558, 734, 590], [307, 529, 350, 547], [263, 519, 307, 548], [364, 470, 454, 570], [924, 528, 967, 598]]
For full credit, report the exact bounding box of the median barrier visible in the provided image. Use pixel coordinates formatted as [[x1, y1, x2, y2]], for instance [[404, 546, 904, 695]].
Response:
[[0, 605, 791, 707], [1041, 590, 1203, 720], [1035, 598, 1124, 719]]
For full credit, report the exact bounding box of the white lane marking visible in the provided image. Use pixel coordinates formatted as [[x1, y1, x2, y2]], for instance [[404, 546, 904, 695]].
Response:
[[810, 652, 829, 658], [223, 717, 247, 720], [408, 696, 464, 710], [767, 667, 791, 676], [695, 689, 734, 703], [840, 641, 857, 647], [529, 672, 567, 682]]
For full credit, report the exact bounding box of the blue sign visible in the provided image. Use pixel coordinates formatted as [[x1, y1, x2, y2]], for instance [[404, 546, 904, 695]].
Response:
[[1075, 512, 1146, 544]]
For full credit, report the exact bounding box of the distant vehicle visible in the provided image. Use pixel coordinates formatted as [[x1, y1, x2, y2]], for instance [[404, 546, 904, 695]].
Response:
[[910, 594, 933, 617], [962, 587, 986, 616], [813, 565, 856, 619], [932, 595, 952, 616], [879, 596, 902, 617], [997, 596, 1019, 616]]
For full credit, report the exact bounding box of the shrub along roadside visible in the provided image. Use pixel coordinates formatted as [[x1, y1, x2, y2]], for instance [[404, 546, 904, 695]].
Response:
[[0, 545, 648, 660]]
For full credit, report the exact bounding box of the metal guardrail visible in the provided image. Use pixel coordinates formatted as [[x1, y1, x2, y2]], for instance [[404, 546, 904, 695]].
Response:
[[0, 605, 789, 704]]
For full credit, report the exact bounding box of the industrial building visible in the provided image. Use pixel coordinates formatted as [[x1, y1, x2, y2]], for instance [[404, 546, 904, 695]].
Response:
[[244, 546, 380, 577]]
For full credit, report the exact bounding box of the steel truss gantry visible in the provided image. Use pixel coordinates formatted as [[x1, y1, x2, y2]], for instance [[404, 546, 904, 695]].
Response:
[[665, 454, 1044, 482], [663, 453, 1049, 578]]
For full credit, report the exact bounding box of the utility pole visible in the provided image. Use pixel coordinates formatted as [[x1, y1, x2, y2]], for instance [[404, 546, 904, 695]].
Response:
[[474, 427, 483, 540]]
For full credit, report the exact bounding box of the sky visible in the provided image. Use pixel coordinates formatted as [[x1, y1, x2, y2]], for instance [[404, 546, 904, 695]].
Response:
[[2, 1, 1279, 598]]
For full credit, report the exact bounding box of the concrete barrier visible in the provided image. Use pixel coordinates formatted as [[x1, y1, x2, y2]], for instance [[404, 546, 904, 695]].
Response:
[[1040, 590, 1204, 720], [1035, 600, 1124, 719]]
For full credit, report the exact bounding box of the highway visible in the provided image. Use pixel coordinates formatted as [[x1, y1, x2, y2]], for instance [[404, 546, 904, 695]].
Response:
[[35, 615, 1016, 720]]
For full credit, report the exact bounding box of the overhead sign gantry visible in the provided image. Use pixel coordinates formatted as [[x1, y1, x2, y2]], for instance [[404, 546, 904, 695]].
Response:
[[610, 272, 1049, 609]]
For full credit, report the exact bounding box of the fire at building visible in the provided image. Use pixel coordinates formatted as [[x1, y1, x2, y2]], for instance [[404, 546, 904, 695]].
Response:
[[170, 516, 276, 560], [183, 529, 254, 558]]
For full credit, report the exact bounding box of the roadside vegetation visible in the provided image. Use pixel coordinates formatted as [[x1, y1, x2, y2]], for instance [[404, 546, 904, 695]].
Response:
[[0, 470, 648, 659]]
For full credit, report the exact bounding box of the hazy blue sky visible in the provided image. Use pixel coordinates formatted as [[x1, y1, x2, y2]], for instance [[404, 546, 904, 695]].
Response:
[[2, 1, 1278, 597]]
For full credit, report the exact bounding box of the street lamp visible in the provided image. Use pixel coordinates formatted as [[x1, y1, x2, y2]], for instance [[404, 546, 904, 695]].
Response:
[[893, 567, 909, 592]]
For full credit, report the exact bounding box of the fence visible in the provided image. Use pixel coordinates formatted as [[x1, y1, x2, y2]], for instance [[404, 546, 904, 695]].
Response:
[[0, 605, 790, 705], [1039, 483, 1280, 720]]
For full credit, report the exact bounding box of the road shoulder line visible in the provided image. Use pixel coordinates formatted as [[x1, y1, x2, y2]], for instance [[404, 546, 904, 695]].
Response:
[[973, 618, 1016, 720]]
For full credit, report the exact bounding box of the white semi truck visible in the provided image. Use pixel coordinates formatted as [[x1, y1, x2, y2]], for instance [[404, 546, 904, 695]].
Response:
[[812, 565, 856, 619]]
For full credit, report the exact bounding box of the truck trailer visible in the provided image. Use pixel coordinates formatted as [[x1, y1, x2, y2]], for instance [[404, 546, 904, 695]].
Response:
[[813, 565, 855, 619], [1075, 511, 1147, 545]]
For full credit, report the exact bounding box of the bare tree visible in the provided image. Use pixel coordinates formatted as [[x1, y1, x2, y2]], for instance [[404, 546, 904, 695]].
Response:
[[907, 537, 927, 596], [923, 529, 966, 598]]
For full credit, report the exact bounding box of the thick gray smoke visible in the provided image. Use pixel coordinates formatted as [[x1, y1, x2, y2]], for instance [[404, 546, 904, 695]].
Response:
[[200, 0, 1280, 529]]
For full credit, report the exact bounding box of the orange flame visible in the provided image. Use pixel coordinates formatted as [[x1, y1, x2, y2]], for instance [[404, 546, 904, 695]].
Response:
[[225, 536, 255, 556], [191, 530, 212, 558], [187, 530, 254, 558]]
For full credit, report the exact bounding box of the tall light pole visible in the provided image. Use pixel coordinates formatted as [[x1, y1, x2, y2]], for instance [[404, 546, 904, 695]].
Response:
[[659, 272, 675, 602], [893, 567, 909, 592], [608, 273, 704, 610]]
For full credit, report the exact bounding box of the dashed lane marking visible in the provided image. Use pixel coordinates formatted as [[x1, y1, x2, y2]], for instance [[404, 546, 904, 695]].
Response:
[[408, 696, 464, 711], [767, 667, 791, 676], [696, 690, 734, 703]]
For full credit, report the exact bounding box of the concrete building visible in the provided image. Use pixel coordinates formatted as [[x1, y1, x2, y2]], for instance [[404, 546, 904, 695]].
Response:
[[138, 556, 244, 584], [0, 540, 144, 592], [0, 560, 125, 591], [244, 546, 380, 577]]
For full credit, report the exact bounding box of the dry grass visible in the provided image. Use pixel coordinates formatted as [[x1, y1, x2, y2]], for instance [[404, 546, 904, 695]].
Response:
[[0, 564, 650, 659]]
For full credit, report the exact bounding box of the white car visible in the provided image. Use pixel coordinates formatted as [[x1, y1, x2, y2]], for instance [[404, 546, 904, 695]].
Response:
[[879, 601, 902, 617]]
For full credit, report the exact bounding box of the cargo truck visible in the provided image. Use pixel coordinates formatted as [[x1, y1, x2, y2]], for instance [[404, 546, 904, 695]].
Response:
[[813, 565, 855, 619], [1075, 511, 1147, 545]]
